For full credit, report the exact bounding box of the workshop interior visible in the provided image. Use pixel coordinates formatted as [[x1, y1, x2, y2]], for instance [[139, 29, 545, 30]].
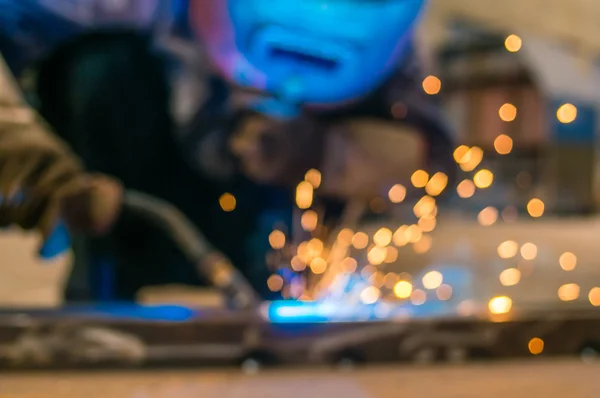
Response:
[[2, 0, 600, 396]]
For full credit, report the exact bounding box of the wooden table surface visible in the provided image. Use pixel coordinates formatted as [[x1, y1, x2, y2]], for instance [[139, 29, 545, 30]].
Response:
[[0, 360, 598, 398]]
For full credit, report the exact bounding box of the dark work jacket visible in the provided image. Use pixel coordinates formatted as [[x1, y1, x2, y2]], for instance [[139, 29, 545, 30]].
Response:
[[34, 31, 278, 300]]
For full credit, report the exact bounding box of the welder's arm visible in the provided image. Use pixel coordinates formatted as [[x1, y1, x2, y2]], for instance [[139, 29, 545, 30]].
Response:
[[230, 114, 452, 202], [229, 113, 325, 185], [0, 54, 122, 250]]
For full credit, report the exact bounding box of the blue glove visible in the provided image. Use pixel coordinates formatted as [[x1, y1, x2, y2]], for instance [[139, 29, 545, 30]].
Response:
[[38, 221, 72, 260], [0, 194, 71, 261]]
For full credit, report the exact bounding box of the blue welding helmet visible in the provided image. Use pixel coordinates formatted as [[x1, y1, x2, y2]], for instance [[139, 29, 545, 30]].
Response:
[[190, 0, 427, 106]]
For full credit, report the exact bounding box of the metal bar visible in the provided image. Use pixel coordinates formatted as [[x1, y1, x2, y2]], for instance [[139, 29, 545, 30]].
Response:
[[122, 190, 260, 310]]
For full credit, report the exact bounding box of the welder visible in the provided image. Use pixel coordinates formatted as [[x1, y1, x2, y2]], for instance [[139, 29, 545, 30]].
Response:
[[0, 0, 455, 300]]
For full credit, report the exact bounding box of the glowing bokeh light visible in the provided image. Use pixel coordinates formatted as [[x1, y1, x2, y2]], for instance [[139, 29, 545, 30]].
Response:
[[413, 234, 432, 254], [361, 265, 376, 278], [388, 184, 407, 203], [498, 240, 519, 259], [267, 274, 284, 292], [488, 296, 512, 314], [384, 273, 400, 289], [422, 271, 443, 290], [352, 232, 369, 249], [296, 181, 314, 209], [527, 198, 545, 218], [499, 103, 517, 122], [457, 179, 476, 198], [405, 225, 423, 243], [558, 283, 580, 301], [337, 228, 354, 245], [297, 241, 310, 263], [559, 252, 577, 271], [413, 195, 436, 218], [459, 147, 484, 171], [309, 257, 327, 274], [453, 145, 470, 163], [494, 134, 513, 155], [370, 271, 385, 288], [384, 246, 399, 263], [268, 230, 286, 250], [411, 170, 429, 188], [360, 286, 381, 305], [588, 287, 600, 306], [393, 226, 409, 247], [291, 256, 306, 272], [520, 243, 538, 260], [307, 239, 324, 258], [425, 172, 448, 197], [418, 216, 436, 232], [505, 34, 522, 52], [422, 75, 441, 95], [473, 169, 494, 188], [478, 206, 498, 226], [457, 300, 477, 317], [304, 168, 322, 188], [528, 338, 544, 355], [410, 289, 427, 305], [436, 284, 453, 301], [367, 246, 387, 265], [301, 210, 318, 232], [373, 228, 393, 247], [557, 103, 577, 124], [219, 193, 236, 212], [394, 280, 413, 299], [341, 257, 358, 273], [499, 268, 521, 286]]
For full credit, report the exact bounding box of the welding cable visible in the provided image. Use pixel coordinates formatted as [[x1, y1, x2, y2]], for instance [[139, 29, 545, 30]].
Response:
[[122, 190, 260, 311]]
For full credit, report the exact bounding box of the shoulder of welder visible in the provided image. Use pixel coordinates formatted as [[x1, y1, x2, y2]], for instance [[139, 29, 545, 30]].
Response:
[[386, 44, 458, 189], [0, 0, 89, 74]]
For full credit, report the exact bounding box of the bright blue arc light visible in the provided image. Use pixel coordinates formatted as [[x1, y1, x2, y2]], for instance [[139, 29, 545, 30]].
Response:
[[265, 299, 458, 324]]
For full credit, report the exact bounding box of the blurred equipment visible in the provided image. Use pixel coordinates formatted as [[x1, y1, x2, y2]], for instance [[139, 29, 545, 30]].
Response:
[[423, 0, 600, 62], [438, 27, 600, 214]]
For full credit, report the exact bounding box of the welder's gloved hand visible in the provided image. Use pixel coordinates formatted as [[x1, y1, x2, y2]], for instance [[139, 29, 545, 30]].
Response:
[[0, 53, 122, 259], [0, 116, 123, 243], [316, 118, 427, 200], [229, 113, 325, 186]]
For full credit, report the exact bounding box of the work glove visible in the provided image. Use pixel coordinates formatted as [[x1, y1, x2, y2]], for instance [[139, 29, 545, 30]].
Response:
[[0, 54, 122, 251], [229, 112, 325, 186], [0, 117, 123, 242]]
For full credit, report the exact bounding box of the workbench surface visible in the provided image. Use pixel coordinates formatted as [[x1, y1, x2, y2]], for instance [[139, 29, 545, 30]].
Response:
[[1, 360, 597, 398]]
